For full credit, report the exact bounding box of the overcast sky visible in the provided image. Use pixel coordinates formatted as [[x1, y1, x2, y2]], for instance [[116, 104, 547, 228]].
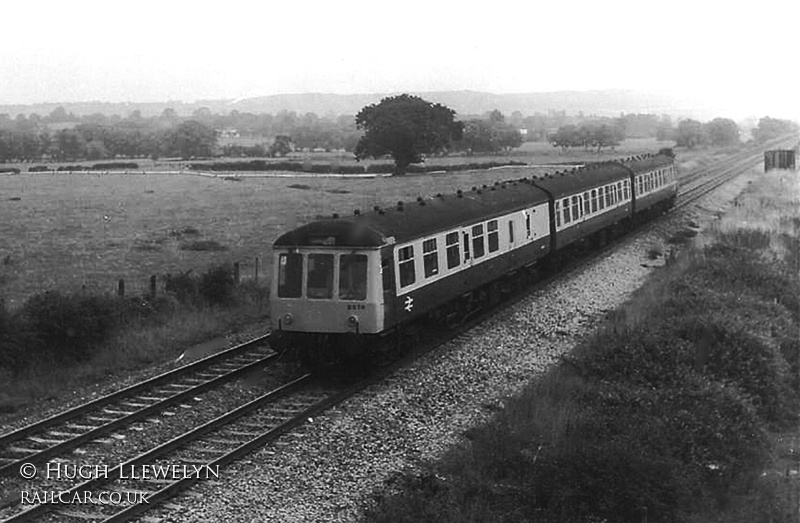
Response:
[[2, 0, 797, 121]]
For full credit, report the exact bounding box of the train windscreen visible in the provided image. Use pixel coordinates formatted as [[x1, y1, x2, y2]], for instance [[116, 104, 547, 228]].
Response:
[[339, 254, 368, 300], [277, 253, 303, 298]]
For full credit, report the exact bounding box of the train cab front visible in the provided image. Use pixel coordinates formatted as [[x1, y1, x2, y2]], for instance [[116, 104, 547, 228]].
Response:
[[269, 240, 385, 367]]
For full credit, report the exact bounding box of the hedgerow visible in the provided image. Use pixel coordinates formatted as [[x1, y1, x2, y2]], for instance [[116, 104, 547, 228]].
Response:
[[0, 264, 241, 377], [187, 160, 526, 174]]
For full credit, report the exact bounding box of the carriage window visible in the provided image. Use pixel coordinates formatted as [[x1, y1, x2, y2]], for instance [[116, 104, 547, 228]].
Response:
[[277, 253, 302, 298], [572, 196, 581, 219], [472, 224, 485, 259], [446, 232, 460, 269], [617, 182, 623, 202], [508, 221, 514, 244], [423, 238, 439, 278], [487, 220, 499, 253], [398, 245, 416, 288], [554, 203, 561, 227], [611, 184, 618, 204], [339, 254, 367, 300], [605, 186, 612, 207], [583, 192, 590, 215], [306, 253, 334, 299], [624, 180, 630, 200], [591, 189, 598, 213], [598, 188, 606, 210], [563, 198, 571, 223], [526, 212, 532, 236]]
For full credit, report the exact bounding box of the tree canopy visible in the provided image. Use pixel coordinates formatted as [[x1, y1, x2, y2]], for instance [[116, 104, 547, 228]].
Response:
[[354, 94, 463, 175]]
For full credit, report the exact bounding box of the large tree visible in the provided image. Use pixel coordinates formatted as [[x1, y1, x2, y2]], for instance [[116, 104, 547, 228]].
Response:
[[165, 120, 217, 159], [675, 119, 708, 149], [354, 94, 463, 175], [705, 118, 740, 146]]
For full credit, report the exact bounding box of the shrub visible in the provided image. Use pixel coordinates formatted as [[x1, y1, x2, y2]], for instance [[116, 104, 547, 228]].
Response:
[[0, 167, 20, 174], [18, 291, 121, 363], [165, 270, 199, 303], [90, 162, 138, 170], [179, 240, 227, 252], [198, 265, 236, 306]]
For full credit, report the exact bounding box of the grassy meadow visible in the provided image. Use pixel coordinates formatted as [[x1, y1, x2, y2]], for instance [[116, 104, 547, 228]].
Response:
[[363, 167, 800, 522]]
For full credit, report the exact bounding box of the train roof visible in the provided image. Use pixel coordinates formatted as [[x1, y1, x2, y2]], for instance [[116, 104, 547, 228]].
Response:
[[274, 153, 674, 249], [533, 161, 630, 199], [623, 153, 674, 173], [274, 181, 551, 248]]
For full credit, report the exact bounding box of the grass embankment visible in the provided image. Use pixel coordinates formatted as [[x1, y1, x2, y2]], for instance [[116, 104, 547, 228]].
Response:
[[365, 169, 800, 523], [0, 266, 268, 413]]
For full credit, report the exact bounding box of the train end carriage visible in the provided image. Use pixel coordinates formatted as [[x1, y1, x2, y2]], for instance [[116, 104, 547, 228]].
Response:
[[627, 154, 678, 218]]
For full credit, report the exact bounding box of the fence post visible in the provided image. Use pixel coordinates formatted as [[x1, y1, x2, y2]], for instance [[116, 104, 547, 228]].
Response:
[[254, 257, 259, 284], [150, 275, 157, 297], [118, 279, 125, 297], [234, 262, 240, 284]]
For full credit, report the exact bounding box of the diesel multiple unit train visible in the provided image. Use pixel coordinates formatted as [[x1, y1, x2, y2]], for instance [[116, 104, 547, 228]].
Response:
[[270, 152, 678, 365]]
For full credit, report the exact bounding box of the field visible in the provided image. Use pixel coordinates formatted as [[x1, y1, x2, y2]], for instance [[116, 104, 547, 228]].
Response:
[[0, 139, 672, 307]]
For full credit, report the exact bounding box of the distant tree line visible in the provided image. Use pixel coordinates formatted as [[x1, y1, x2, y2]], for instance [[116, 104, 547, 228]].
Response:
[[1, 104, 795, 165], [670, 116, 797, 149]]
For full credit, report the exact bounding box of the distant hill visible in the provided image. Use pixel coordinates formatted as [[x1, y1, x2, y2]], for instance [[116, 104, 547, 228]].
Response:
[[0, 89, 698, 119]]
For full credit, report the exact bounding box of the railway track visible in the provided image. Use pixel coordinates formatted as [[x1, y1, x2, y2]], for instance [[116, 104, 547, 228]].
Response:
[[0, 335, 279, 516], [676, 134, 797, 197], [1, 355, 410, 522]]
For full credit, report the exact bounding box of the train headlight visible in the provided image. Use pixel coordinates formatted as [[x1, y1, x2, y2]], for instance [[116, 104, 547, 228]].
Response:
[[347, 315, 359, 327], [283, 313, 294, 326]]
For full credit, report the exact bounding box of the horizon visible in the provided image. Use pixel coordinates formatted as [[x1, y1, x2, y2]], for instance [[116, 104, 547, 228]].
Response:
[[0, 89, 789, 124]]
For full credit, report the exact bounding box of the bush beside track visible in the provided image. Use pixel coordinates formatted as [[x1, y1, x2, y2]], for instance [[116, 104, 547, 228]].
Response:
[[364, 171, 800, 522], [0, 264, 266, 411]]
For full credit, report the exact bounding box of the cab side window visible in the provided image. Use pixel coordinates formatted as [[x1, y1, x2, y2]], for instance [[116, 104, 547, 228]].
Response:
[[398, 246, 416, 288]]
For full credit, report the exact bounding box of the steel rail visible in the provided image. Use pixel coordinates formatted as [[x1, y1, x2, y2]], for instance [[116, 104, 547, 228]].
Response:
[[0, 333, 273, 477]]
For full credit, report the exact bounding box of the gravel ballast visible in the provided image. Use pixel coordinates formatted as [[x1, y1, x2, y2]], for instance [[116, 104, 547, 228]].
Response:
[[148, 169, 764, 523]]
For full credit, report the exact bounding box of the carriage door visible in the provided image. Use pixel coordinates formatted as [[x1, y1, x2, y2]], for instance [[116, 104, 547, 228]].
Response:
[[381, 256, 396, 325]]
